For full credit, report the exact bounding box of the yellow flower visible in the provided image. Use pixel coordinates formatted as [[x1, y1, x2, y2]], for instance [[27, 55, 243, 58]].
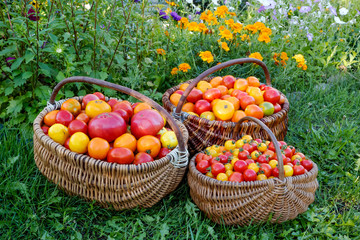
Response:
[[244, 24, 258, 34], [225, 19, 235, 28], [260, 27, 272, 36], [165, 8, 172, 15], [200, 10, 213, 22], [208, 16, 219, 25], [320, 29, 323, 33], [292, 54, 307, 70], [248, 52, 263, 61], [231, 23, 243, 34], [171, 67, 178, 75], [284, 35, 290, 39], [179, 17, 189, 29], [302, 64, 307, 70], [280, 52, 288, 66], [156, 48, 166, 55], [198, 23, 208, 33], [240, 34, 250, 41], [254, 22, 266, 31], [297, 6, 301, 10], [219, 25, 225, 31], [214, 5, 229, 18], [219, 28, 233, 41], [178, 63, 191, 72], [31, 0, 39, 9], [165, 0, 177, 6], [220, 42, 230, 52], [288, 10, 293, 16], [258, 33, 271, 43], [187, 22, 199, 32], [199, 51, 214, 63]]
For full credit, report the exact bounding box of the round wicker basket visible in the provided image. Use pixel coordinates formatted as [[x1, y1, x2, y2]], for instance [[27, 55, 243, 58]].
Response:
[[187, 116, 318, 225], [163, 58, 289, 154], [33, 77, 189, 210]]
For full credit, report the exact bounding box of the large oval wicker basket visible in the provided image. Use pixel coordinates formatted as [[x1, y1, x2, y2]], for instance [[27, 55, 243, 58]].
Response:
[[33, 77, 189, 210], [163, 58, 289, 154], [187, 116, 318, 225]]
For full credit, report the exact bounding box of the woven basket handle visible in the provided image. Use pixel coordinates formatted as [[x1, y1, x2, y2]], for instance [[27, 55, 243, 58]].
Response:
[[48, 76, 186, 155], [234, 116, 285, 181], [175, 58, 271, 114]]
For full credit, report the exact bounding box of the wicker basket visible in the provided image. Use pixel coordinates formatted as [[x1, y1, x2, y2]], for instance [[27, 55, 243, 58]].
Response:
[[163, 58, 289, 154], [187, 116, 318, 225], [33, 77, 189, 210]]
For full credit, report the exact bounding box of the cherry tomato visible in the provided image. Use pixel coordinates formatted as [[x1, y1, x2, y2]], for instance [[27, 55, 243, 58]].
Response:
[[195, 153, 206, 164], [295, 152, 306, 160], [269, 160, 278, 169], [218, 155, 229, 164], [301, 160, 313, 171], [245, 159, 255, 165], [283, 147, 293, 158], [224, 140, 236, 151], [224, 163, 233, 171], [196, 160, 210, 174], [243, 169, 257, 181], [257, 143, 267, 152], [228, 172, 244, 182], [216, 173, 228, 181], [158, 147, 171, 159], [272, 167, 279, 178], [238, 149, 250, 160], [259, 163, 272, 177], [233, 160, 247, 173], [293, 164, 306, 175], [242, 143, 253, 153], [284, 165, 294, 177], [257, 154, 270, 164], [211, 163, 226, 177], [247, 162, 259, 173], [256, 174, 267, 181], [55, 110, 74, 127]]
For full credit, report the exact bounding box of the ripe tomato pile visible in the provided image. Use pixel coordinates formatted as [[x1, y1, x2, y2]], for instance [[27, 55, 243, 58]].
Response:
[[170, 75, 285, 122], [195, 135, 314, 182], [42, 92, 178, 165]]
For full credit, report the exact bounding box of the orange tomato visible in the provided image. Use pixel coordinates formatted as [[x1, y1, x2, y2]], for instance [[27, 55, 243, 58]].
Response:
[[248, 87, 264, 105], [231, 110, 246, 122], [44, 110, 59, 127], [210, 77, 223, 87], [216, 85, 228, 96], [134, 102, 152, 114], [211, 98, 221, 108], [197, 81, 212, 93], [234, 78, 248, 91], [137, 135, 161, 158], [182, 102, 195, 112], [213, 100, 235, 121], [228, 88, 234, 95], [61, 99, 81, 117], [225, 97, 240, 110], [114, 133, 137, 152], [85, 100, 111, 118], [88, 137, 110, 160], [76, 112, 90, 124], [245, 104, 264, 119], [169, 93, 182, 107], [200, 111, 215, 121], [179, 83, 189, 91], [247, 76, 260, 87]]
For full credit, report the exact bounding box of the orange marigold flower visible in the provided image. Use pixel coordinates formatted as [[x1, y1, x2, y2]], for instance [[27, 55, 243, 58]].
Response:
[[249, 52, 263, 61], [219, 25, 225, 31], [219, 28, 233, 41], [165, 30, 169, 37], [225, 19, 235, 28], [165, 0, 177, 6], [178, 63, 191, 72], [199, 51, 214, 63], [179, 17, 189, 29], [200, 10, 213, 22], [254, 22, 266, 31], [228, 12, 236, 16], [244, 24, 258, 34], [302, 64, 307, 70], [198, 23, 208, 33], [292, 54, 307, 70], [171, 67, 178, 75], [208, 16, 218, 25], [260, 27, 272, 36], [231, 22, 243, 33], [220, 42, 230, 52], [187, 22, 199, 32], [156, 48, 166, 55], [280, 52, 288, 61], [273, 53, 280, 65], [214, 5, 229, 18], [258, 33, 271, 43], [240, 34, 250, 41]]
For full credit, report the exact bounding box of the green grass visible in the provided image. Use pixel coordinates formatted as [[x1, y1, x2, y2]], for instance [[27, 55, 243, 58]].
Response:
[[1, 71, 360, 239]]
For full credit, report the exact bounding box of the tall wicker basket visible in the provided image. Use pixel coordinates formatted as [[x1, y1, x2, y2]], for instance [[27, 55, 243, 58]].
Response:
[[163, 58, 289, 154], [187, 116, 318, 225], [33, 77, 189, 210]]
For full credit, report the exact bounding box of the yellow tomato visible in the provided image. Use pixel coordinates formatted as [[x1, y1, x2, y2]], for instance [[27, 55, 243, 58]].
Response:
[[224, 163, 233, 171], [48, 123, 69, 145], [256, 174, 267, 181], [69, 132, 90, 154], [269, 160, 278, 169], [225, 170, 234, 177], [291, 154, 302, 162], [232, 148, 240, 157], [200, 111, 216, 121], [206, 172, 214, 178], [265, 140, 270, 146], [231, 157, 239, 166], [208, 149, 218, 157], [157, 127, 168, 136], [235, 139, 245, 148], [160, 131, 178, 149], [248, 87, 264, 105], [216, 173, 228, 181], [187, 112, 199, 117], [241, 135, 253, 142], [251, 150, 260, 160], [197, 81, 212, 93], [85, 100, 111, 118], [224, 140, 236, 151], [284, 165, 294, 177], [257, 142, 267, 152], [213, 100, 235, 121], [248, 163, 259, 173]]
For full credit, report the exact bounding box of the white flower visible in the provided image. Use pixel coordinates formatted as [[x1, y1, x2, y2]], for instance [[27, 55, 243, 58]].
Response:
[[257, 0, 274, 7], [192, 4, 201, 12], [84, 4, 91, 10], [56, 48, 62, 53], [334, 16, 346, 24], [257, 16, 266, 22], [186, 0, 193, 3], [211, 0, 219, 5], [339, 8, 349, 16], [229, 6, 235, 11]]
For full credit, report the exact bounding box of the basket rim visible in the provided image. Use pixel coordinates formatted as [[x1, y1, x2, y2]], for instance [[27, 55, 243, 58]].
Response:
[[162, 76, 289, 128], [188, 151, 318, 188], [33, 96, 189, 172]]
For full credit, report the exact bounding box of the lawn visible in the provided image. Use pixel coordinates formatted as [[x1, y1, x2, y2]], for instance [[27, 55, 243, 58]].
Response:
[[1, 0, 360, 239]]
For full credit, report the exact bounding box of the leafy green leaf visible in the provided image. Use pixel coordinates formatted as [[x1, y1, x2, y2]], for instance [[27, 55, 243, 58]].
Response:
[[56, 71, 65, 82], [24, 51, 35, 63], [6, 99, 23, 115], [48, 33, 58, 44], [0, 45, 16, 56], [98, 72, 108, 80], [10, 57, 25, 71], [35, 85, 52, 100], [63, 32, 71, 42], [65, 90, 74, 98], [22, 71, 33, 80], [14, 75, 27, 88], [159, 223, 169, 239], [4, 86, 14, 96]]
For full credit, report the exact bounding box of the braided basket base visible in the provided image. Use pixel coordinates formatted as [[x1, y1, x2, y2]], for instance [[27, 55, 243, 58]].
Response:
[[187, 154, 318, 225], [33, 97, 188, 210]]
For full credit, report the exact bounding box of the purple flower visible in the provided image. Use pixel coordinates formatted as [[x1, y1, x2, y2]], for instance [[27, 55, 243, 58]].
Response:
[[314, 0, 320, 2], [307, 33, 313, 41], [6, 57, 15, 67], [159, 9, 169, 20], [246, 2, 251, 6], [27, 8, 39, 21], [195, 11, 201, 15], [272, 15, 278, 20], [258, 5, 266, 13], [41, 41, 48, 49], [299, 6, 311, 13], [356, 9, 360, 16], [134, 0, 140, 2], [188, 15, 192, 20], [329, 6, 337, 16], [100, 24, 105, 29], [170, 12, 181, 21]]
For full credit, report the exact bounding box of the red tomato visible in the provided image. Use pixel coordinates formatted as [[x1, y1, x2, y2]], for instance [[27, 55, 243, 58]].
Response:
[[107, 99, 118, 108], [210, 157, 220, 166], [187, 89, 203, 103], [196, 160, 210, 173], [279, 141, 287, 147], [113, 102, 134, 118], [220, 94, 231, 100], [301, 160, 313, 171], [228, 172, 244, 182], [257, 154, 270, 163], [242, 143, 253, 152], [273, 153, 286, 162], [107, 147, 134, 164], [113, 109, 130, 123], [68, 119, 88, 135], [274, 103, 282, 113], [272, 167, 279, 178], [218, 155, 229, 164], [194, 100, 211, 115], [254, 138, 262, 143], [195, 153, 206, 164], [268, 141, 277, 151], [64, 138, 70, 149], [296, 152, 306, 160], [130, 109, 165, 139], [133, 152, 154, 165], [55, 110, 74, 127], [203, 88, 221, 102], [259, 163, 272, 177], [293, 164, 305, 175], [211, 163, 226, 177], [175, 90, 184, 95], [289, 145, 296, 155], [292, 159, 301, 166], [259, 84, 266, 91], [245, 159, 255, 165], [240, 95, 255, 110], [158, 147, 171, 158], [82, 94, 99, 108], [88, 112, 127, 142], [283, 147, 293, 158], [234, 91, 248, 101], [41, 126, 49, 135], [283, 157, 292, 165], [263, 89, 280, 104], [238, 149, 250, 160], [222, 75, 236, 89], [233, 160, 247, 173], [243, 169, 257, 181], [93, 92, 105, 101], [279, 95, 285, 104]]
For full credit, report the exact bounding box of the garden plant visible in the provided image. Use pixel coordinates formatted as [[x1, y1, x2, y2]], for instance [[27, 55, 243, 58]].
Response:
[[1, 0, 360, 239]]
